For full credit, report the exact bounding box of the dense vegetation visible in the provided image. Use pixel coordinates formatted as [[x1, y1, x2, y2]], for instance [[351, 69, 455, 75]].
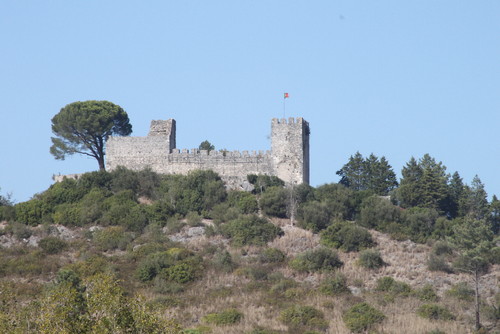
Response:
[[0, 152, 499, 333]]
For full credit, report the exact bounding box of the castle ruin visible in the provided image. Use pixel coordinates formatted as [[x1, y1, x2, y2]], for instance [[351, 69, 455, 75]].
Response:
[[105, 117, 310, 189]]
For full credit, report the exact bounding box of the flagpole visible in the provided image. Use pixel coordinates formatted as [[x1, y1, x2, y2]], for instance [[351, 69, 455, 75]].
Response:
[[283, 92, 289, 118], [283, 96, 286, 118]]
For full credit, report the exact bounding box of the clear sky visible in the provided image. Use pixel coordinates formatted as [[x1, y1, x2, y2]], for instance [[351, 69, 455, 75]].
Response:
[[1, 1, 499, 203]]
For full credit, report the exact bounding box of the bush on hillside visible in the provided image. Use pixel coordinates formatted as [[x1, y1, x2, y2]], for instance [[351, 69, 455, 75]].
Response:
[[227, 191, 258, 214], [431, 240, 454, 256], [313, 183, 355, 220], [357, 249, 385, 269], [358, 195, 400, 229], [427, 253, 453, 273], [14, 199, 51, 226], [92, 226, 134, 251], [202, 308, 243, 325], [247, 174, 285, 194], [39, 237, 67, 254], [158, 170, 227, 216], [280, 305, 327, 331], [416, 284, 439, 302], [342, 302, 385, 333], [136, 248, 203, 283], [400, 207, 439, 243], [318, 273, 350, 296], [258, 247, 286, 264], [320, 221, 374, 252], [417, 304, 455, 321], [260, 186, 288, 218], [375, 277, 412, 297], [297, 201, 333, 232], [220, 215, 283, 246], [52, 203, 82, 226], [289, 247, 343, 273]]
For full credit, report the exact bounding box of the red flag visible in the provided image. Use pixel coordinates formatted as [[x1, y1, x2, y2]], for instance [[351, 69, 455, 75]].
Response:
[[284, 92, 289, 99]]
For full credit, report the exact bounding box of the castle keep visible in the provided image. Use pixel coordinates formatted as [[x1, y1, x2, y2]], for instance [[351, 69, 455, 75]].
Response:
[[105, 117, 310, 189]]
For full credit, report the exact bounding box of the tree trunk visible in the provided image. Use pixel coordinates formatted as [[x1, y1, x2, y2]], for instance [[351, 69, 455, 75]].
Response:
[[474, 269, 481, 331], [98, 156, 106, 171]]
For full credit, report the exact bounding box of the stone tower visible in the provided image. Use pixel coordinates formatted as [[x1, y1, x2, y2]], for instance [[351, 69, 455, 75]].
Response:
[[148, 119, 176, 152], [271, 117, 310, 184]]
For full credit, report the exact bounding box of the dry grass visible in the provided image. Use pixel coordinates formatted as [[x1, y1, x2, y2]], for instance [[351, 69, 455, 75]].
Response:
[[158, 219, 497, 333]]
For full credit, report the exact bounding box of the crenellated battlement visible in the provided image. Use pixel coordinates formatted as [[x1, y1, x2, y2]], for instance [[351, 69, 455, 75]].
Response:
[[272, 117, 307, 125], [169, 149, 270, 158], [105, 117, 309, 189]]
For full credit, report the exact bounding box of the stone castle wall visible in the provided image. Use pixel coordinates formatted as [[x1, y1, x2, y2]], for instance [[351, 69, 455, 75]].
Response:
[[105, 117, 309, 189]]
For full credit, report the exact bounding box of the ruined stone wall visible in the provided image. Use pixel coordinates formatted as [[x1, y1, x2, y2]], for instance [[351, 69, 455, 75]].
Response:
[[105, 117, 309, 189]]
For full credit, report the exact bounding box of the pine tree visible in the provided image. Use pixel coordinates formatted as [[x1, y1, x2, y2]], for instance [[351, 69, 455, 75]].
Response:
[[450, 218, 494, 331], [336, 152, 397, 195]]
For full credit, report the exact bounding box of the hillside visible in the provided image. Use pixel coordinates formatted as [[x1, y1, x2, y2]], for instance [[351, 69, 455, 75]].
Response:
[[0, 168, 498, 333]]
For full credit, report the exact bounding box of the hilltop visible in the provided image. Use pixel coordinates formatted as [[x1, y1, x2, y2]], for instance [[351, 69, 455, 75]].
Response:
[[0, 168, 498, 333]]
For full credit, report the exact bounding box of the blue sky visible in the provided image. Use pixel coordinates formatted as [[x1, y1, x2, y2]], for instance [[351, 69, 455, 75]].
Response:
[[1, 1, 499, 203]]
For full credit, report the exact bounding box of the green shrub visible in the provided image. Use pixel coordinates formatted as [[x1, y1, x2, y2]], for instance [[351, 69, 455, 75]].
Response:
[[210, 203, 240, 224], [297, 201, 333, 232], [137, 248, 202, 283], [416, 284, 439, 302], [280, 305, 327, 331], [14, 199, 51, 226], [417, 304, 455, 320], [39, 178, 87, 207], [247, 174, 285, 194], [358, 195, 400, 229], [320, 221, 374, 252], [202, 308, 243, 325], [10, 222, 32, 240], [445, 282, 474, 302], [357, 249, 385, 269], [52, 203, 82, 226], [147, 200, 175, 226], [342, 302, 385, 333], [0, 205, 15, 221], [158, 170, 227, 215], [314, 183, 355, 220], [259, 247, 286, 264], [260, 186, 287, 218], [227, 191, 258, 214], [185, 211, 202, 227], [164, 263, 197, 284], [427, 254, 453, 273], [289, 247, 343, 273], [375, 276, 412, 297], [431, 241, 454, 256], [39, 237, 67, 254], [164, 217, 185, 234], [77, 170, 112, 191], [400, 207, 439, 243], [78, 188, 110, 224], [220, 215, 283, 246], [92, 226, 134, 251], [318, 273, 350, 296]]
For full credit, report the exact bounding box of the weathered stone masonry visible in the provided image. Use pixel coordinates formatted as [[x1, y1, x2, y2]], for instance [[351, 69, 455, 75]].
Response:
[[105, 117, 310, 189]]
